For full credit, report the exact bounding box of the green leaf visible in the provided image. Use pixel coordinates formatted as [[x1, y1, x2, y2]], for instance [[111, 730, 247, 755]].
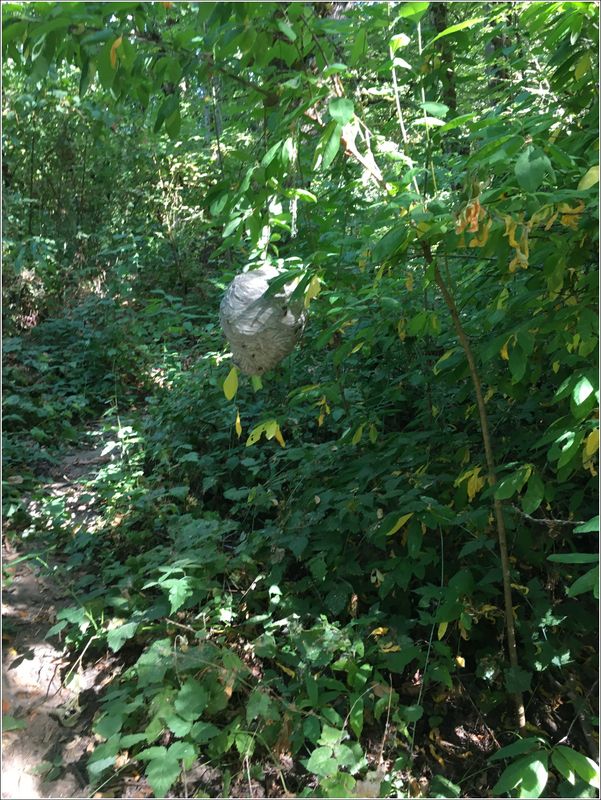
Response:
[[169, 741, 196, 769], [572, 376, 594, 406], [426, 17, 485, 47], [329, 98, 355, 126], [349, 28, 367, 66], [420, 101, 449, 118], [430, 775, 461, 798], [320, 773, 356, 798], [575, 516, 599, 533], [349, 698, 364, 738], [495, 468, 529, 500], [508, 343, 527, 382], [175, 679, 208, 719], [246, 689, 278, 723], [515, 146, 555, 193], [521, 473, 544, 514], [2, 715, 27, 731], [261, 140, 282, 167], [190, 721, 220, 744], [554, 747, 600, 789], [567, 565, 599, 598], [318, 725, 345, 746], [162, 576, 193, 613], [489, 738, 546, 763], [276, 19, 297, 42], [551, 747, 577, 785], [154, 95, 179, 134], [547, 553, 598, 564], [163, 712, 193, 737], [146, 755, 181, 798], [223, 216, 243, 239], [519, 752, 549, 798], [382, 646, 420, 674], [493, 752, 549, 797], [79, 58, 96, 98], [107, 621, 138, 653], [318, 121, 342, 171], [88, 735, 121, 777], [305, 746, 339, 778], [397, 2, 430, 22], [401, 704, 423, 722], [438, 113, 476, 133], [505, 666, 533, 693], [165, 106, 181, 139]]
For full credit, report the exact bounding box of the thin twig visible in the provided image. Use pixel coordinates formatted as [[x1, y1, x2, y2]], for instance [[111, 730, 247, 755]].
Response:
[[511, 505, 586, 527], [378, 674, 394, 766]]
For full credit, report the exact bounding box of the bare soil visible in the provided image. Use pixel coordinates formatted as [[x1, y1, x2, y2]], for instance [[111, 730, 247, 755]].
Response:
[[2, 429, 115, 799]]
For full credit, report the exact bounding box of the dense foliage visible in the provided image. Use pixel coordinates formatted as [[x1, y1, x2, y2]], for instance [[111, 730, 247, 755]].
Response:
[[2, 2, 599, 798]]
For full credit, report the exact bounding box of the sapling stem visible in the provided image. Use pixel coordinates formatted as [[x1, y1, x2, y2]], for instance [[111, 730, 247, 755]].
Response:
[[421, 240, 526, 731]]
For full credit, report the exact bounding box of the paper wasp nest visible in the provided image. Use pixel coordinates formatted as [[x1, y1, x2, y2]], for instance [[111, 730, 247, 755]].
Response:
[[219, 265, 307, 376]]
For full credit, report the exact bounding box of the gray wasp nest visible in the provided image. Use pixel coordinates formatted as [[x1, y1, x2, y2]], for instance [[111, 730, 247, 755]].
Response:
[[219, 265, 307, 375]]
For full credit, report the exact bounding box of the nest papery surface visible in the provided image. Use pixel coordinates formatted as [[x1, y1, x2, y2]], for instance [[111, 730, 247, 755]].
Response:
[[219, 265, 306, 375]]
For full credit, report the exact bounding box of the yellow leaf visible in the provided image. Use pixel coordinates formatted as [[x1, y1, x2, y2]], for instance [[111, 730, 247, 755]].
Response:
[[235, 410, 242, 438], [558, 200, 585, 230], [585, 429, 599, 458], [223, 366, 239, 401], [304, 275, 322, 308], [544, 208, 559, 231], [455, 656, 465, 668], [574, 51, 591, 81], [379, 642, 401, 653], [500, 341, 510, 361], [552, 361, 560, 374], [274, 425, 286, 448], [264, 419, 278, 440], [397, 318, 406, 341], [370, 627, 389, 638], [405, 273, 414, 291], [369, 424, 378, 444], [503, 215, 519, 248], [578, 165, 599, 191], [429, 743, 445, 768], [351, 424, 365, 445], [246, 422, 268, 446], [275, 662, 296, 678], [433, 349, 457, 375], [110, 36, 123, 69], [467, 467, 485, 501], [437, 621, 448, 640], [384, 512, 414, 536], [484, 387, 494, 403], [469, 217, 492, 248]]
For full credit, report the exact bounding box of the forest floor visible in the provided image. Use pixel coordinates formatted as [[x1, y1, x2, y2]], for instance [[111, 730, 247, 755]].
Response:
[[2, 426, 117, 799]]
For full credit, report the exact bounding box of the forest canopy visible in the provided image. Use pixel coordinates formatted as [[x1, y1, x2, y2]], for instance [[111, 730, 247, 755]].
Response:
[[2, 2, 599, 798]]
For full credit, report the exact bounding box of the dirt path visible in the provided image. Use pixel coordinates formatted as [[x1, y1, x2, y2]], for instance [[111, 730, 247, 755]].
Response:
[[2, 427, 117, 799]]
